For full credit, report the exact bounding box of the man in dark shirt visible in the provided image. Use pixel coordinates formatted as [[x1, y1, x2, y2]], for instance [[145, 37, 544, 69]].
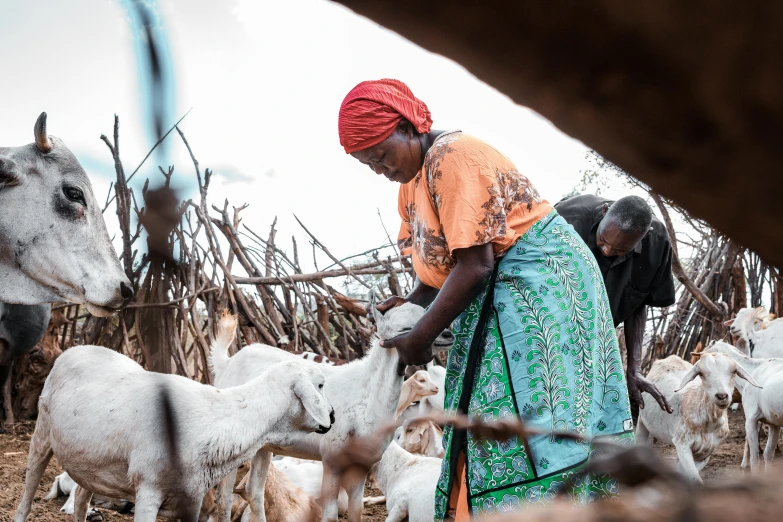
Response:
[[555, 194, 676, 416]]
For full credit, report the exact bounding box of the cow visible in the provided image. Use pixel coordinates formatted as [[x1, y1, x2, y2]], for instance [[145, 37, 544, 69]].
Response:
[[0, 113, 133, 314], [0, 302, 50, 428]]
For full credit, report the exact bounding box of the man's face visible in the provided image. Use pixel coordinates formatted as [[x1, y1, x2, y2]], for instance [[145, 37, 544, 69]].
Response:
[[596, 218, 646, 258]]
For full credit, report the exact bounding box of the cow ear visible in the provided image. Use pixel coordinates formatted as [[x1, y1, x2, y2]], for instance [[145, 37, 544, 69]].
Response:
[[0, 156, 21, 188]]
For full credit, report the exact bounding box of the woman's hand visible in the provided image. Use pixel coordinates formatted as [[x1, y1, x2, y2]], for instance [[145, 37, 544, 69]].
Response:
[[379, 328, 437, 366], [367, 296, 408, 316]]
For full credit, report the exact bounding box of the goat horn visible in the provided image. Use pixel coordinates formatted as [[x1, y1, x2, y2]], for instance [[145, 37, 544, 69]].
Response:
[[723, 318, 735, 326], [691, 351, 703, 358], [34, 112, 53, 153]]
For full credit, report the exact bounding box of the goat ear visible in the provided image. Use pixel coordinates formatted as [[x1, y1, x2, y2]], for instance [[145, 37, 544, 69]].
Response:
[[293, 379, 332, 429], [367, 291, 382, 322], [0, 156, 21, 188], [723, 318, 735, 327], [409, 429, 422, 444], [675, 365, 701, 392], [734, 362, 762, 389]]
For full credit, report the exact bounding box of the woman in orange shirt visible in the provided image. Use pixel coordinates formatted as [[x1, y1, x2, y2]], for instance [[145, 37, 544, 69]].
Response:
[[338, 79, 633, 520]]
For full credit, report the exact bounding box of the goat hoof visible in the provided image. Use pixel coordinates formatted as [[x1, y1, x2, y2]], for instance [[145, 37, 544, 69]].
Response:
[[86, 508, 104, 521]]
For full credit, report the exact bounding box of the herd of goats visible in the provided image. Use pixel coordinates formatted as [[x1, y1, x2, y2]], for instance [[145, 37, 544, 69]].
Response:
[[3, 113, 783, 522]]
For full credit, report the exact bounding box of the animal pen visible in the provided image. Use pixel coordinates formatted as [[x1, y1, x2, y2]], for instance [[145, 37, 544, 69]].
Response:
[[6, 130, 779, 417], [4, 1, 783, 522]]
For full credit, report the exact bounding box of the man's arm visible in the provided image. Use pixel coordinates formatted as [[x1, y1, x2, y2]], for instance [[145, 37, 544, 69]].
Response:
[[625, 305, 673, 413]]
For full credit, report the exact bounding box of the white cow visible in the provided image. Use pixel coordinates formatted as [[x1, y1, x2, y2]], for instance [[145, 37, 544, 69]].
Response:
[[0, 113, 131, 313]]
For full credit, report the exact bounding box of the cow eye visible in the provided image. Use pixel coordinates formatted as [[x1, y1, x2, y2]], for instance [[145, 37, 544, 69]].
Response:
[[63, 186, 86, 205]]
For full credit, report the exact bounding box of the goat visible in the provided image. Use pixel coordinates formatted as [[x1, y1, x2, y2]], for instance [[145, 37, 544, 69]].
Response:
[[233, 462, 322, 522], [13, 313, 334, 522], [292, 351, 349, 366], [0, 302, 50, 426], [0, 113, 132, 312], [725, 306, 783, 358], [396, 369, 439, 418], [269, 457, 348, 516], [45, 472, 128, 518], [636, 353, 758, 482], [394, 417, 445, 458], [418, 361, 445, 415], [701, 341, 783, 472], [210, 295, 455, 522], [372, 441, 441, 522]]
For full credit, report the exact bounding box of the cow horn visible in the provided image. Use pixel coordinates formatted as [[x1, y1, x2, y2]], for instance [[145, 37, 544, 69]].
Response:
[[34, 112, 53, 153]]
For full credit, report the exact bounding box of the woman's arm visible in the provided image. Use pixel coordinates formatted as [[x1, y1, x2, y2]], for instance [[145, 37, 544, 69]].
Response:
[[406, 278, 440, 308], [380, 243, 495, 365]]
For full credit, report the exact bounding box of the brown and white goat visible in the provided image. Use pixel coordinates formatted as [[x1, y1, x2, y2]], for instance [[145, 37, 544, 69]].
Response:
[[636, 353, 759, 482]]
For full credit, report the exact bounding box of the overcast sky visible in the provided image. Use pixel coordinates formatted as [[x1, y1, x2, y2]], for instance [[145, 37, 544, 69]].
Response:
[[1, 0, 614, 268]]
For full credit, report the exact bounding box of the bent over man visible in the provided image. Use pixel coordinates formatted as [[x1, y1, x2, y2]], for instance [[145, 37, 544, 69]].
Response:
[[555, 194, 676, 416]]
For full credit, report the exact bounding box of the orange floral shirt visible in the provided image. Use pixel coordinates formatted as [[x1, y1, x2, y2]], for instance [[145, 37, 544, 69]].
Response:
[[398, 131, 551, 289]]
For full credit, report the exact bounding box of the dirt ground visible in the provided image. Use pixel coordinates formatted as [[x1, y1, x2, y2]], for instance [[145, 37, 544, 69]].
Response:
[[0, 410, 769, 521]]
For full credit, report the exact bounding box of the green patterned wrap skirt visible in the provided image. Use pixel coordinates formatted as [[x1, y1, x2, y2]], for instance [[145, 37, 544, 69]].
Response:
[[434, 210, 635, 519]]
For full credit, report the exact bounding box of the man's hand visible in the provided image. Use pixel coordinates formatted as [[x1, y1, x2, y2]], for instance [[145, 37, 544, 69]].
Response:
[[627, 371, 673, 413]]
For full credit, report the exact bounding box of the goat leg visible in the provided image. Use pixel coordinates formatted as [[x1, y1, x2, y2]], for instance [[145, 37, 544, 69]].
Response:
[[764, 425, 780, 469], [216, 468, 238, 522], [385, 502, 408, 522], [130, 488, 165, 522], [346, 474, 366, 522], [746, 417, 762, 473], [1, 362, 13, 426], [72, 485, 93, 522], [12, 419, 54, 522], [673, 443, 703, 484], [320, 462, 341, 522], [245, 449, 272, 522]]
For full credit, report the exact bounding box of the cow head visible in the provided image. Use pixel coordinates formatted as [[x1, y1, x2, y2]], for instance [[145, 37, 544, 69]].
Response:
[[0, 113, 132, 315]]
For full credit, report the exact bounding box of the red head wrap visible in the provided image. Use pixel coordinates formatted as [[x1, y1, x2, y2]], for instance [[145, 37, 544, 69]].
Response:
[[338, 79, 433, 154]]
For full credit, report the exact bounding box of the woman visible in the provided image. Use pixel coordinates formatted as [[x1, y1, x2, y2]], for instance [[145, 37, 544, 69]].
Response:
[[338, 79, 633, 519]]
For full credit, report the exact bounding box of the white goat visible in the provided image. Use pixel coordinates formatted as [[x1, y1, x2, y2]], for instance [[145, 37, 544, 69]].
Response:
[[373, 441, 441, 522], [45, 472, 126, 517], [418, 361, 445, 415], [396, 370, 439, 418], [394, 417, 445, 458], [210, 295, 455, 522], [726, 306, 783, 358], [14, 314, 334, 522], [702, 341, 783, 472], [636, 353, 758, 482], [44, 472, 80, 514]]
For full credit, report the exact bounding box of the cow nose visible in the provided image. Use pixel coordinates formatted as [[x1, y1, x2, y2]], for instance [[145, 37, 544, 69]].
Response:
[[716, 393, 728, 401], [120, 282, 134, 304]]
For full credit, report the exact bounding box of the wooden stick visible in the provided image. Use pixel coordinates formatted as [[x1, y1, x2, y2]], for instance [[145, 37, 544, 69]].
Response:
[[234, 267, 412, 285]]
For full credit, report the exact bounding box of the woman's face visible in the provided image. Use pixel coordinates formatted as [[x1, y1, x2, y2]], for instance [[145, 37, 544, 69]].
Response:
[[350, 124, 423, 184]]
